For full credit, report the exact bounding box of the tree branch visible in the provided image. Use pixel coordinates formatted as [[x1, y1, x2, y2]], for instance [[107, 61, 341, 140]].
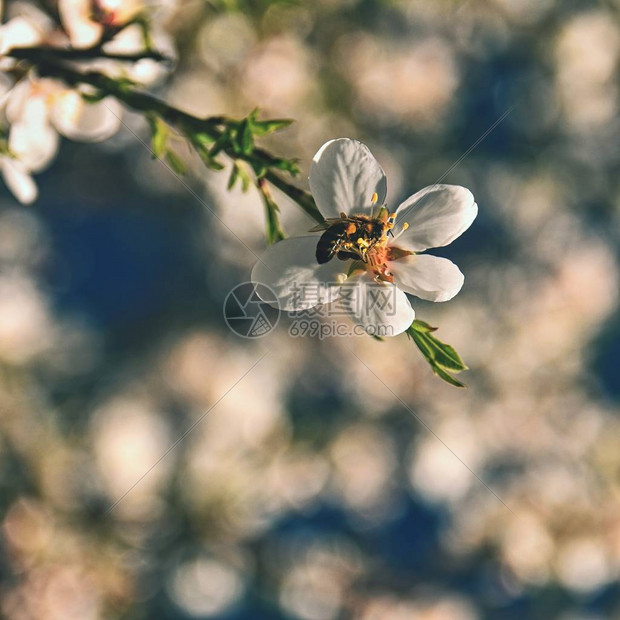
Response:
[[8, 46, 324, 224], [10, 45, 173, 64]]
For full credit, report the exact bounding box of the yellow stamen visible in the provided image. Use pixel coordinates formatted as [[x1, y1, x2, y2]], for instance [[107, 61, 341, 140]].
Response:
[[371, 192, 378, 205], [402, 222, 409, 231]]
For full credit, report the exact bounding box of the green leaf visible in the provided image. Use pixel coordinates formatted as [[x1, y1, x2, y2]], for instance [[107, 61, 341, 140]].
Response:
[[193, 132, 216, 148], [208, 132, 231, 158], [115, 76, 139, 93], [227, 161, 240, 190], [432, 365, 466, 388], [237, 163, 252, 192], [192, 136, 225, 171], [406, 322, 468, 388], [250, 118, 294, 136], [204, 158, 225, 171], [264, 201, 285, 244], [410, 319, 438, 334], [251, 161, 268, 178], [258, 181, 285, 245], [424, 333, 468, 372], [165, 150, 186, 174], [246, 108, 293, 136], [408, 329, 435, 364], [148, 116, 168, 159], [270, 157, 300, 175], [81, 91, 106, 104], [238, 118, 253, 155]]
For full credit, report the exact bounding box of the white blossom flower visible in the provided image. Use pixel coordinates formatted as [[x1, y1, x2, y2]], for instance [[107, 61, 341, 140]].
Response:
[[0, 155, 37, 203], [58, 0, 152, 49], [58, 0, 176, 85], [0, 3, 53, 70], [6, 76, 123, 152], [0, 0, 173, 204], [0, 14, 44, 55], [58, 0, 104, 49], [60, 0, 177, 56], [0, 76, 122, 202], [252, 138, 477, 336]]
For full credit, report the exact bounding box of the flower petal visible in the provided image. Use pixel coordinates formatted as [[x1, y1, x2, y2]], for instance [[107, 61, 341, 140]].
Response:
[[338, 271, 414, 336], [394, 185, 477, 252], [50, 92, 123, 142], [9, 119, 59, 172], [251, 236, 347, 311], [5, 80, 38, 125], [1, 158, 37, 204], [58, 0, 103, 49], [0, 73, 15, 107], [390, 254, 464, 302], [0, 16, 45, 56], [309, 138, 387, 219]]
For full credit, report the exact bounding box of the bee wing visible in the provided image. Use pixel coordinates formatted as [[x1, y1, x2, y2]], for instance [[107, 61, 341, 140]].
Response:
[[308, 217, 344, 233]]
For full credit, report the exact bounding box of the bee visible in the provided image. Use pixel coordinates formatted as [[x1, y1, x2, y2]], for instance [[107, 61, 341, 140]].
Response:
[[311, 209, 396, 265]]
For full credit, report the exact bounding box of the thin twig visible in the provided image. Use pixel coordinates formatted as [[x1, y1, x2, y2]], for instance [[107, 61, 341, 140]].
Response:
[[9, 45, 173, 64], [8, 47, 324, 224]]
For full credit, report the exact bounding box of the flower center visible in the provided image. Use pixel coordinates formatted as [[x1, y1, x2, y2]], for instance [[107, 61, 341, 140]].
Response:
[[366, 244, 412, 282], [341, 214, 412, 283], [335, 212, 392, 264]]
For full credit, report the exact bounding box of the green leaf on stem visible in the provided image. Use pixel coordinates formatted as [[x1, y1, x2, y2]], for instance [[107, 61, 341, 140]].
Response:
[[227, 161, 240, 190], [269, 157, 300, 176], [251, 118, 294, 136], [81, 91, 106, 104], [208, 131, 231, 158], [165, 150, 186, 174], [191, 135, 225, 170], [204, 158, 225, 171], [406, 321, 468, 388], [257, 179, 285, 244], [424, 333, 468, 372], [193, 132, 216, 149], [229, 158, 259, 192], [409, 319, 438, 334], [432, 365, 467, 388], [115, 76, 139, 93], [250, 160, 268, 178], [246, 108, 293, 136], [148, 115, 168, 159], [237, 163, 252, 192], [238, 118, 254, 155]]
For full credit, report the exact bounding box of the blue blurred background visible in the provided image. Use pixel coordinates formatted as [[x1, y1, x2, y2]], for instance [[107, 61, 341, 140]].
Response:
[[1, 1, 619, 619]]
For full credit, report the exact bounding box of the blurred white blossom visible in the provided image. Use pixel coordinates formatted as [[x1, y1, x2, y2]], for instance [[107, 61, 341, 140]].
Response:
[[0, 0, 175, 203]]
